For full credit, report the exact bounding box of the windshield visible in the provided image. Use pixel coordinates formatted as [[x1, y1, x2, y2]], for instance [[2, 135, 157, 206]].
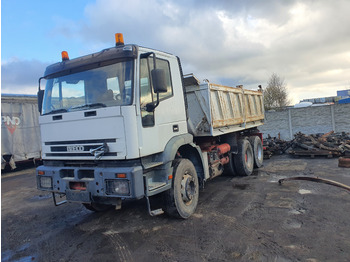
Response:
[[42, 60, 134, 115]]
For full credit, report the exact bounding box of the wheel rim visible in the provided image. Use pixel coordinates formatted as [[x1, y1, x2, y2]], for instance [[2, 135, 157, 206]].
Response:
[[245, 149, 253, 170], [180, 172, 196, 205], [257, 144, 263, 160]]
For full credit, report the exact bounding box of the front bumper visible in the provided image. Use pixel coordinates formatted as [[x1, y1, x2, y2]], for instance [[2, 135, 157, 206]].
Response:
[[36, 165, 144, 203]]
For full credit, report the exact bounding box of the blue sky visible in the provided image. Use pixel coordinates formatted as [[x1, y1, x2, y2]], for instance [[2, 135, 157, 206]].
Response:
[[2, 0, 350, 104], [2, 1, 92, 62]]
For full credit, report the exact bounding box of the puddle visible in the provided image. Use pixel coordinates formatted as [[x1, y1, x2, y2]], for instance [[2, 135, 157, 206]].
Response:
[[289, 208, 306, 215], [298, 189, 312, 195], [18, 243, 31, 252], [263, 160, 307, 172], [2, 250, 13, 261], [285, 245, 298, 249], [192, 213, 203, 218], [13, 256, 36, 262], [251, 170, 259, 176], [232, 183, 249, 190], [1, 244, 35, 262], [267, 175, 287, 183], [284, 220, 302, 229], [30, 194, 52, 201], [273, 256, 293, 262]]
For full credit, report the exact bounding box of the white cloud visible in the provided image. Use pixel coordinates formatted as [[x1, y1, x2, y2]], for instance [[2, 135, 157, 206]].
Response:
[[1, 58, 49, 95], [9, 0, 349, 104]]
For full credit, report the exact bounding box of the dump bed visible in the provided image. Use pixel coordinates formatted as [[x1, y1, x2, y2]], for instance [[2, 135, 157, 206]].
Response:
[[184, 75, 264, 137]]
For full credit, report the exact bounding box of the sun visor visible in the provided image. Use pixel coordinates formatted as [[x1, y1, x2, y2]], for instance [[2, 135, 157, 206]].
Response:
[[44, 45, 138, 78]]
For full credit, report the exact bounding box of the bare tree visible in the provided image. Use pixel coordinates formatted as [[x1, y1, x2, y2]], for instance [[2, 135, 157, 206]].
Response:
[[263, 73, 290, 110]]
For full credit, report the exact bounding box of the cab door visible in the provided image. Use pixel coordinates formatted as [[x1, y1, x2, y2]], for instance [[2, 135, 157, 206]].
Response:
[[138, 53, 187, 157]]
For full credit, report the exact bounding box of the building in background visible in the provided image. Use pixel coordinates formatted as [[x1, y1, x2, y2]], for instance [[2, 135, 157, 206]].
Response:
[[297, 89, 350, 107]]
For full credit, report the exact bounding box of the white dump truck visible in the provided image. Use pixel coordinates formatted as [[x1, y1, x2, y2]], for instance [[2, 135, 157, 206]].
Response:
[[36, 34, 264, 218], [1, 94, 41, 170]]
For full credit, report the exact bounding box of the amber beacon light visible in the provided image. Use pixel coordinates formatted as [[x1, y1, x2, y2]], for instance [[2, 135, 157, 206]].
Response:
[[61, 51, 69, 61], [115, 33, 124, 46]]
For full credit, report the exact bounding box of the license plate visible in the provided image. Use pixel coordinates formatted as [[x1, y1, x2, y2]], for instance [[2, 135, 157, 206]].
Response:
[[66, 190, 91, 202]]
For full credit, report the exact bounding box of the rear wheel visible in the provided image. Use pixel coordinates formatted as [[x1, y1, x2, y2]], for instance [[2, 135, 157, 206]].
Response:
[[249, 136, 263, 168], [83, 203, 113, 212], [234, 138, 254, 176], [223, 152, 237, 176], [164, 159, 199, 219]]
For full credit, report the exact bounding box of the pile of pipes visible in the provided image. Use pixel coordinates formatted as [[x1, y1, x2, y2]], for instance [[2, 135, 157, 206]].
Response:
[[263, 131, 350, 159]]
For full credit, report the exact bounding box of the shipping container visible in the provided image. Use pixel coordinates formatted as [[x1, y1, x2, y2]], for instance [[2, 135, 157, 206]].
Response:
[[1, 94, 41, 169]]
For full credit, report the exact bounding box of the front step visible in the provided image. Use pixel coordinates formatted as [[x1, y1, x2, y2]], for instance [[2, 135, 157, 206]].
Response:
[[148, 181, 167, 191], [150, 208, 164, 216], [145, 195, 164, 216], [143, 161, 163, 170]]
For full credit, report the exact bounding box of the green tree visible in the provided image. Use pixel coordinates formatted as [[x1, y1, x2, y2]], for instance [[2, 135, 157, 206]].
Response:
[[263, 73, 290, 110]]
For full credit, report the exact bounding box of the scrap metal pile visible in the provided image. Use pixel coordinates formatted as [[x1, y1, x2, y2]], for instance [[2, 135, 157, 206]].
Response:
[[263, 131, 350, 159], [263, 134, 292, 158]]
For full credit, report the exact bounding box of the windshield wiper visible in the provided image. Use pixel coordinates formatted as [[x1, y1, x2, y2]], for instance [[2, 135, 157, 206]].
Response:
[[70, 103, 107, 110], [44, 108, 68, 115]]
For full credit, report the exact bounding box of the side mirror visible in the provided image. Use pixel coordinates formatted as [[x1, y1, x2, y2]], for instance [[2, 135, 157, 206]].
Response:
[[37, 89, 44, 114], [151, 69, 167, 93]]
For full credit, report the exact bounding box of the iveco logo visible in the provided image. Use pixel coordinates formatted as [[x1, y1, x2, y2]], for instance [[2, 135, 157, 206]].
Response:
[[67, 145, 85, 152]]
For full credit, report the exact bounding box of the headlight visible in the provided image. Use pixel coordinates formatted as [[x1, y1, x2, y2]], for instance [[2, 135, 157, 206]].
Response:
[[106, 180, 130, 195], [40, 176, 52, 189]]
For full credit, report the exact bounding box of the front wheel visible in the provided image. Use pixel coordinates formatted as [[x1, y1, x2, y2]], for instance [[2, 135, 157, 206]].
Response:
[[164, 159, 199, 219]]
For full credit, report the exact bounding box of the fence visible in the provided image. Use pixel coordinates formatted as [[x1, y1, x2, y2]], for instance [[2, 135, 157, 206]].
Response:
[[259, 103, 350, 140]]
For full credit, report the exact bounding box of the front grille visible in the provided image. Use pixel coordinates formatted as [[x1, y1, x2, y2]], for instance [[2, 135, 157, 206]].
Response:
[[45, 138, 116, 145], [60, 169, 74, 178], [78, 169, 95, 179], [46, 153, 118, 157], [45, 138, 118, 157], [50, 145, 110, 152]]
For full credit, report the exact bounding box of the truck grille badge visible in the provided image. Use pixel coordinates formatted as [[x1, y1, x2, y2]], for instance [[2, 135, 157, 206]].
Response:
[[89, 142, 109, 160]]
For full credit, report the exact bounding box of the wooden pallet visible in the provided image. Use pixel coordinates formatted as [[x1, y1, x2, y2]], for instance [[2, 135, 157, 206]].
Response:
[[289, 150, 341, 158]]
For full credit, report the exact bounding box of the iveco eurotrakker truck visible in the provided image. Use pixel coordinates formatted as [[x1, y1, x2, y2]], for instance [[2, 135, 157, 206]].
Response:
[[36, 34, 264, 218]]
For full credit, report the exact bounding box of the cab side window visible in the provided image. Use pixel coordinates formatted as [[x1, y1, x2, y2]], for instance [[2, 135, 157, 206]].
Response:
[[139, 56, 173, 127], [149, 59, 173, 101], [140, 58, 154, 127]]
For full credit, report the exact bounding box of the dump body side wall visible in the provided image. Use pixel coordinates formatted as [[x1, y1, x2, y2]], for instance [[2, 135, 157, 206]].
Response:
[[185, 83, 264, 137]]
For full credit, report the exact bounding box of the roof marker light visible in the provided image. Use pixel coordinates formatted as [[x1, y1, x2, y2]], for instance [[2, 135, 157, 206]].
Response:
[[61, 51, 69, 61], [115, 33, 124, 46]]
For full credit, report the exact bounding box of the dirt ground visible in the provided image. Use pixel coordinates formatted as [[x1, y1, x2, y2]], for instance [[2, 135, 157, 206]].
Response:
[[2, 155, 350, 262]]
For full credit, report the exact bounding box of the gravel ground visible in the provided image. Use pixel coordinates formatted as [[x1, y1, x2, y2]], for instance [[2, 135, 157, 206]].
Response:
[[2, 155, 350, 262]]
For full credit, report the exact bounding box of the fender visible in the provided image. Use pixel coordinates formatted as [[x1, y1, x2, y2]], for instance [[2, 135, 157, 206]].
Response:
[[157, 134, 209, 182], [142, 133, 195, 196], [156, 133, 194, 168]]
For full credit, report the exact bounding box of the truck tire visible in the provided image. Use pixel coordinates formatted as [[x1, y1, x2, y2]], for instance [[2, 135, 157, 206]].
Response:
[[223, 153, 237, 176], [249, 136, 263, 168], [164, 158, 199, 219], [234, 138, 254, 176], [83, 203, 113, 212]]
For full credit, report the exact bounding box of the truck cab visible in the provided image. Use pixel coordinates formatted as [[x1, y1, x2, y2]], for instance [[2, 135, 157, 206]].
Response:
[[37, 35, 195, 215]]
